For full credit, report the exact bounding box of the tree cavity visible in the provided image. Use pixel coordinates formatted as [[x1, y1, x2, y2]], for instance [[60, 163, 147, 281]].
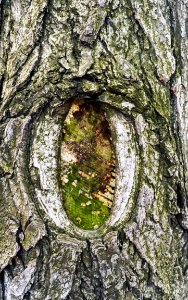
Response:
[[60, 99, 116, 230]]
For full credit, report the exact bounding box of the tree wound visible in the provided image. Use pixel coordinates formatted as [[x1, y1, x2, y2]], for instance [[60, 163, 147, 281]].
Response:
[[61, 100, 116, 230], [30, 97, 136, 237]]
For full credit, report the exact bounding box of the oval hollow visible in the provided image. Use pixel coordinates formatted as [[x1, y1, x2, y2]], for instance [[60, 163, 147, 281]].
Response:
[[60, 99, 116, 230]]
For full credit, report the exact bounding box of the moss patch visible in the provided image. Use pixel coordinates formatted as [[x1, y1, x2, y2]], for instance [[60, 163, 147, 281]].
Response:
[[61, 99, 115, 230]]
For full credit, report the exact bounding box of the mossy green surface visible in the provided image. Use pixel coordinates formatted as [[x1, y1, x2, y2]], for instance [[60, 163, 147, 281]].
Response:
[[61, 100, 115, 230]]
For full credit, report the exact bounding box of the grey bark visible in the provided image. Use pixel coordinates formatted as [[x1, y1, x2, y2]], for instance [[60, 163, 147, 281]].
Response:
[[0, 0, 188, 299]]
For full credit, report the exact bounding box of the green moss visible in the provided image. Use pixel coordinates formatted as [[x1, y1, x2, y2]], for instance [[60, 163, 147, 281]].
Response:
[[64, 185, 110, 230], [61, 100, 115, 230], [64, 117, 94, 143]]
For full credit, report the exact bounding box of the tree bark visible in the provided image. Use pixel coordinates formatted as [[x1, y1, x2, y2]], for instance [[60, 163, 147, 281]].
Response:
[[0, 0, 188, 299]]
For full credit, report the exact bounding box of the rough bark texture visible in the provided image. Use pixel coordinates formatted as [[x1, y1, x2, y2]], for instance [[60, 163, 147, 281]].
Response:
[[0, 0, 188, 299]]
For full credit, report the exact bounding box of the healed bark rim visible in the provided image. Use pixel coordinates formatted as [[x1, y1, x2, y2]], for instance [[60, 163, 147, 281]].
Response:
[[28, 98, 138, 239]]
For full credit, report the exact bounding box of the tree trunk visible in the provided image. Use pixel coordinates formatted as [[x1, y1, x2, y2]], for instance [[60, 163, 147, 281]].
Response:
[[0, 0, 188, 299]]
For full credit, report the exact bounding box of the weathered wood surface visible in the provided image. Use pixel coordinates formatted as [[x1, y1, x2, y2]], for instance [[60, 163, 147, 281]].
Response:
[[0, 0, 188, 299]]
